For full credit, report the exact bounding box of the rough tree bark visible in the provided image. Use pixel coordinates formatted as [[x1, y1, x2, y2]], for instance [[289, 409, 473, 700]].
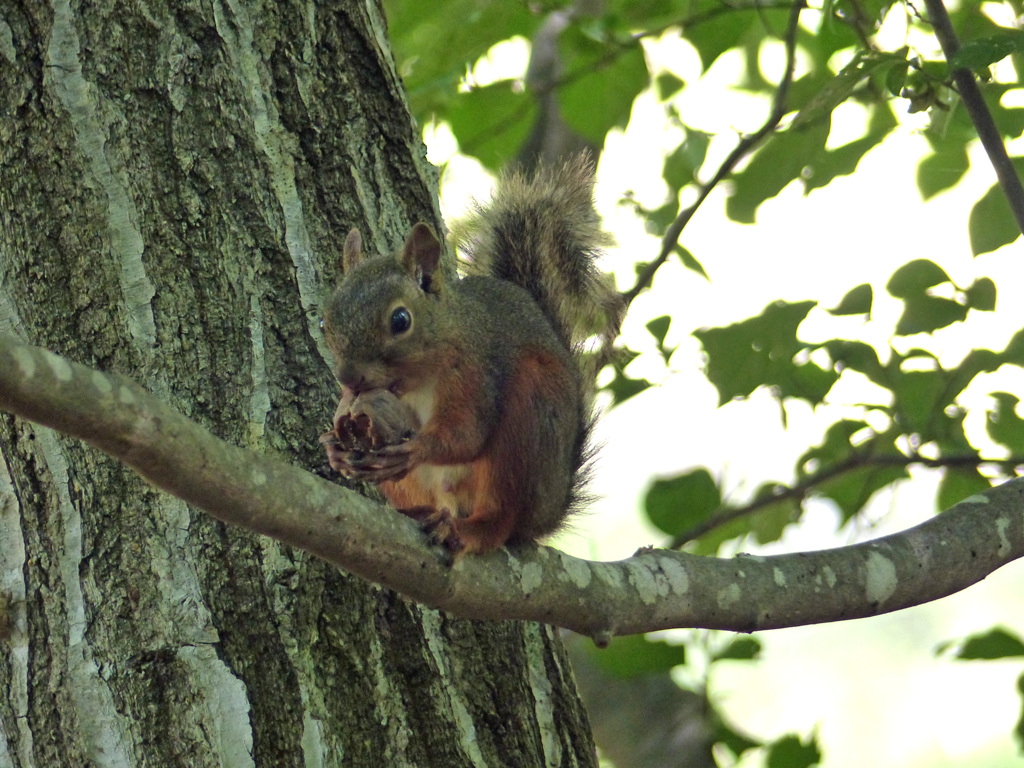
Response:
[[0, 2, 596, 766]]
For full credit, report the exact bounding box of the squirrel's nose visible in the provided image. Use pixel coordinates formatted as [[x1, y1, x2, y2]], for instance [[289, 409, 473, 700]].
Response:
[[335, 363, 366, 393]]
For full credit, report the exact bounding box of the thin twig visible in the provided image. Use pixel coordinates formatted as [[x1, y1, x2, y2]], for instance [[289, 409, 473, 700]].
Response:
[[622, 0, 807, 308], [669, 450, 1024, 548], [922, 0, 1024, 236], [634, 0, 799, 42]]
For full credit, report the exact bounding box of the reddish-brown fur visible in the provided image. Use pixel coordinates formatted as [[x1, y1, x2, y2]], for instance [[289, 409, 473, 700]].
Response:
[[380, 347, 574, 555]]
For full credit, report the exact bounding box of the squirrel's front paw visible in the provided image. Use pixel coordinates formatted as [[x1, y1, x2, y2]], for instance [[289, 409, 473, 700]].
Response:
[[321, 388, 421, 482], [320, 435, 415, 482], [353, 441, 417, 481]]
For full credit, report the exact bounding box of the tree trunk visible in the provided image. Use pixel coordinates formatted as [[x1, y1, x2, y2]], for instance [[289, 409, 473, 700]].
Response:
[[0, 2, 596, 766]]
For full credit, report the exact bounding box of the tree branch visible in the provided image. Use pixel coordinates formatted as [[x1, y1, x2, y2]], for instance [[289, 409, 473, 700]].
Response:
[[634, 1, 800, 44], [1, 334, 1022, 643], [622, 0, 807, 308], [670, 450, 1024, 547], [923, 0, 1024, 236]]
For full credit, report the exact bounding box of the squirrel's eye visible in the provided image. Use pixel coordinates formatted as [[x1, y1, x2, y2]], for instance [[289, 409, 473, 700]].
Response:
[[390, 307, 412, 335]]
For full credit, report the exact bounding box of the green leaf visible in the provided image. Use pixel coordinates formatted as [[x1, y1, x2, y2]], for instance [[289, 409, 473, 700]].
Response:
[[799, 420, 870, 471], [558, 32, 648, 146], [802, 107, 898, 194], [986, 393, 1024, 454], [663, 130, 710, 192], [894, 294, 968, 335], [993, 107, 1024, 141], [824, 340, 884, 382], [646, 315, 671, 347], [675, 245, 709, 280], [950, 30, 1024, 72], [646, 315, 675, 363], [800, 424, 908, 524], [767, 733, 822, 768], [886, 259, 951, 298], [889, 367, 976, 450], [829, 283, 872, 316], [384, 0, 534, 117], [715, 721, 763, 759], [596, 634, 689, 677], [1016, 673, 1024, 752], [644, 469, 721, 537], [941, 83, 1024, 141], [446, 81, 536, 172], [885, 59, 909, 96], [644, 200, 680, 237], [791, 50, 906, 130], [890, 368, 948, 434], [785, 360, 840, 406], [606, 0, 681, 28], [969, 182, 1022, 256], [715, 636, 763, 662], [663, 143, 696, 192], [749, 489, 802, 545], [919, 58, 950, 82], [964, 277, 996, 311], [1004, 329, 1024, 366], [835, 0, 897, 28], [726, 121, 830, 223], [936, 411, 975, 456], [818, 463, 909, 524], [951, 5, 1017, 47], [951, 627, 1024, 660], [936, 467, 990, 512], [656, 71, 685, 100], [691, 515, 758, 556], [918, 139, 970, 200], [685, 0, 764, 71], [813, 2, 862, 52], [949, 348, 1003, 400], [605, 369, 652, 406], [694, 301, 820, 404]]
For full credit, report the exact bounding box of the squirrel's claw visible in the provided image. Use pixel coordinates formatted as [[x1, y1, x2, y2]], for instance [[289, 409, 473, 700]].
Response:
[[419, 507, 465, 558]]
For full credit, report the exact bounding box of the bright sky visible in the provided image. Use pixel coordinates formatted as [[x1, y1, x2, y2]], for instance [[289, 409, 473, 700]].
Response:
[[424, 24, 1024, 768]]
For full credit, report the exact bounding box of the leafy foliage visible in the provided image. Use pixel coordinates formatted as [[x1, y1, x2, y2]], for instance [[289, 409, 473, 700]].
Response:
[[766, 733, 822, 768], [382, 0, 1024, 763], [593, 633, 689, 677], [1018, 674, 1024, 753], [951, 30, 1024, 72], [942, 626, 1024, 659], [557, 27, 649, 144], [829, 283, 872, 316], [694, 301, 835, 406], [646, 468, 721, 537], [987, 393, 1024, 454]]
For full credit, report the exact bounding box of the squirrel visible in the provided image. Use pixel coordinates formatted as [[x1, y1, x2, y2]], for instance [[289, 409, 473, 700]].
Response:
[[320, 156, 619, 556]]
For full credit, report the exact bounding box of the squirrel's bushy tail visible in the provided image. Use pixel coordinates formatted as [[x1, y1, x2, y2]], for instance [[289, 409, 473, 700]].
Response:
[[456, 156, 621, 351]]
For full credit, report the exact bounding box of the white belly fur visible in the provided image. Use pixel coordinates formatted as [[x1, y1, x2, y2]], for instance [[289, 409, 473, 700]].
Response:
[[401, 376, 470, 517], [410, 463, 471, 517], [401, 376, 437, 427]]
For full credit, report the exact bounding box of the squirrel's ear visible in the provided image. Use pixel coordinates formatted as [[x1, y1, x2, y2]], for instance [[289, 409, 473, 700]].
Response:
[[341, 228, 363, 278], [401, 222, 442, 290]]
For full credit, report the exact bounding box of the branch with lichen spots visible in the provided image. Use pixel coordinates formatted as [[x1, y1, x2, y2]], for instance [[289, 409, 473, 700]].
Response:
[[1, 333, 1022, 644]]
